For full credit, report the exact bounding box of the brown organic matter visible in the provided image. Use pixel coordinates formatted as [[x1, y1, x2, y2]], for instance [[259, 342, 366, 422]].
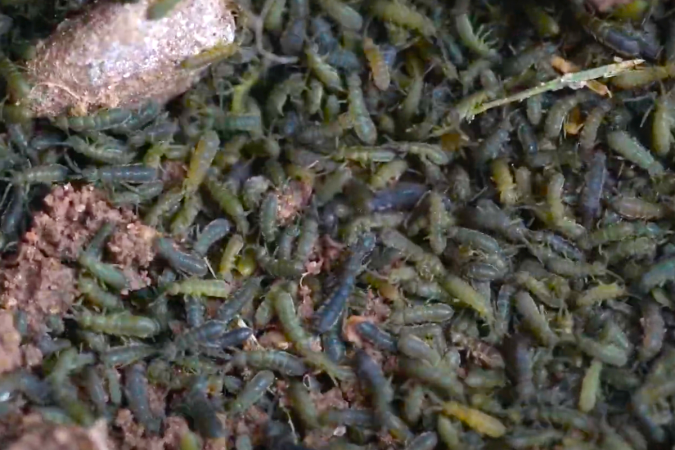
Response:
[[113, 410, 191, 450], [0, 244, 78, 336], [114, 409, 160, 450], [276, 180, 313, 224], [227, 405, 268, 447], [20, 344, 43, 368], [8, 420, 112, 450], [0, 409, 42, 444], [586, 0, 633, 11], [1, 184, 157, 334], [0, 310, 22, 374], [24, 0, 236, 117]]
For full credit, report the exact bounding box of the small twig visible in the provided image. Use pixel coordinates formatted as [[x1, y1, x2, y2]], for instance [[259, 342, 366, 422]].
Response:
[[249, 0, 299, 66], [468, 59, 644, 120]]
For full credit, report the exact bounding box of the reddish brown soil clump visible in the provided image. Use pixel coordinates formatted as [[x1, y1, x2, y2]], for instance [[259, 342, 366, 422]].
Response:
[[114, 409, 167, 450], [1, 245, 77, 334], [0, 184, 156, 334], [20, 344, 43, 369], [8, 420, 112, 450], [30, 184, 156, 265], [0, 310, 22, 374], [114, 411, 195, 450], [108, 222, 157, 268], [0, 409, 40, 444]]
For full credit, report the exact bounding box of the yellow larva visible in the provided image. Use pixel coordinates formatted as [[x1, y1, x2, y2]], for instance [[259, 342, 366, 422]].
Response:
[[491, 158, 518, 206], [576, 283, 626, 308], [441, 401, 506, 438], [579, 360, 602, 413], [363, 37, 390, 91]]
